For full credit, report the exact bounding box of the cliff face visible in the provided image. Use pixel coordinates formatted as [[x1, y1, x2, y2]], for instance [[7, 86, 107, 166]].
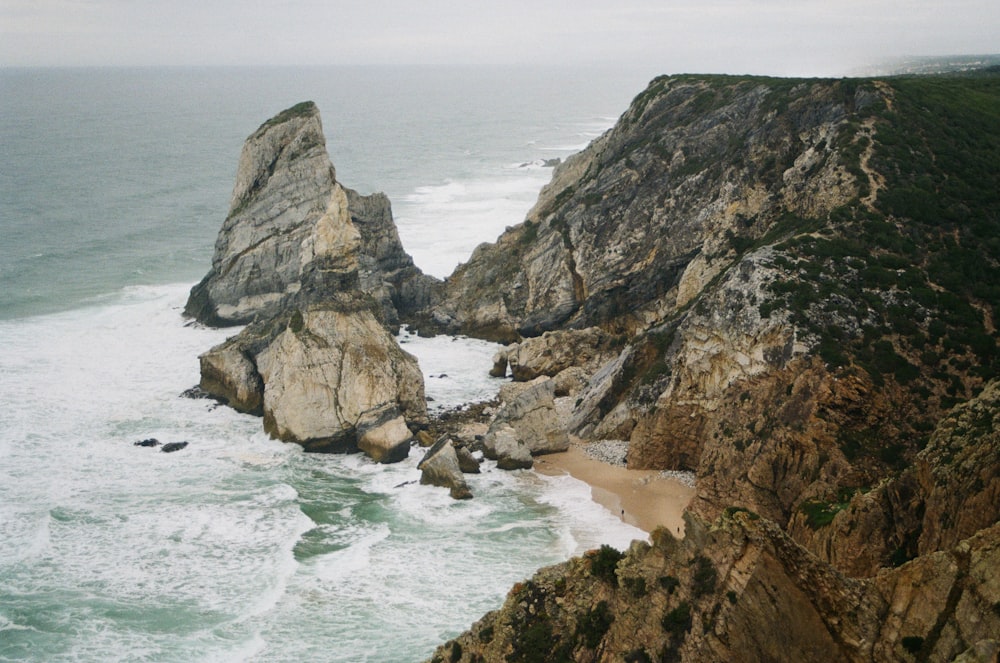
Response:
[[185, 101, 438, 329], [188, 102, 430, 458], [431, 76, 868, 340], [427, 72, 1000, 574], [428, 512, 1000, 663]]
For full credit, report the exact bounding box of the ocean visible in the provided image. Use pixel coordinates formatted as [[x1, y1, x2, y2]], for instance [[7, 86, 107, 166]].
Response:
[[0, 66, 651, 662]]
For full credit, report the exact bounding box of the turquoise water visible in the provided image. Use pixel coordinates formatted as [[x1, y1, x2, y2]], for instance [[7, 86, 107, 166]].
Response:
[[0, 67, 650, 662]]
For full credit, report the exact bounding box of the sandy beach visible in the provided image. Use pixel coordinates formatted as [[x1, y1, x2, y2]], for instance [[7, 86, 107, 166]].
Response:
[[533, 444, 695, 536]]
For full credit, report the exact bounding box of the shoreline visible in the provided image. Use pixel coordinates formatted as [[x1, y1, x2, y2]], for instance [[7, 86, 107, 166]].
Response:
[[533, 444, 695, 537]]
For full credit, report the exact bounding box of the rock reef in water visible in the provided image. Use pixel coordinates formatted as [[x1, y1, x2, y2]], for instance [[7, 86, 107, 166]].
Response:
[[186, 102, 432, 459]]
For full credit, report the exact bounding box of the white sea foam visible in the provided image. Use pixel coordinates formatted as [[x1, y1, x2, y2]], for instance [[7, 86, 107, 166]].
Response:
[[397, 326, 503, 411], [394, 173, 550, 278]]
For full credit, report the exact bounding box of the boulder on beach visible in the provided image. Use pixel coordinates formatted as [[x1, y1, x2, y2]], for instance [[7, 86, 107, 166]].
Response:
[[489, 377, 569, 456], [484, 425, 533, 470]]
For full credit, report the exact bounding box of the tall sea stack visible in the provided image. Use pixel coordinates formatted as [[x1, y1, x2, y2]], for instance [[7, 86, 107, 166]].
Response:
[[186, 102, 432, 460]]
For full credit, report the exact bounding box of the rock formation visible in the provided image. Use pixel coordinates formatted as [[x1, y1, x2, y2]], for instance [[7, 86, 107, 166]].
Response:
[[187, 102, 431, 460], [427, 70, 1000, 658], [481, 378, 570, 470], [185, 101, 438, 329], [422, 71, 1000, 569], [428, 511, 1000, 663], [418, 438, 473, 499]]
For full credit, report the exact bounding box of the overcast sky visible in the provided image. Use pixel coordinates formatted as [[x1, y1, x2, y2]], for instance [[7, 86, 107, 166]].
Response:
[[2, 0, 998, 76]]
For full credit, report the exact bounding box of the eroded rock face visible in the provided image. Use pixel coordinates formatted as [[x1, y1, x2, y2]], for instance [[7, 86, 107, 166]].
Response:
[[418, 438, 473, 499], [429, 78, 866, 340], [786, 379, 1000, 576], [189, 102, 429, 460], [486, 378, 569, 457], [185, 102, 349, 326], [505, 327, 614, 383], [427, 512, 1000, 663], [185, 101, 439, 328]]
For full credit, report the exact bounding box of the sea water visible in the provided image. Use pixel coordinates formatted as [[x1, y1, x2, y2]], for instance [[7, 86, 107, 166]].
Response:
[[0, 66, 651, 662]]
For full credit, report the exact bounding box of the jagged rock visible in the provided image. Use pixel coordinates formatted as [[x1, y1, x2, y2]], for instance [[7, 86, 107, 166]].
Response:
[[430, 78, 866, 339], [416, 430, 436, 447], [188, 102, 431, 455], [254, 302, 426, 453], [161, 442, 188, 453], [425, 72, 1000, 661], [346, 187, 441, 327], [506, 327, 613, 382], [185, 100, 438, 328], [133, 438, 160, 448], [550, 366, 588, 398], [356, 403, 413, 464], [487, 378, 569, 457], [418, 438, 473, 499], [567, 346, 635, 438], [786, 378, 1000, 576], [197, 341, 264, 415], [488, 348, 509, 378], [485, 425, 533, 470], [185, 102, 353, 326], [952, 641, 1000, 663], [455, 445, 481, 474], [428, 511, 1000, 663]]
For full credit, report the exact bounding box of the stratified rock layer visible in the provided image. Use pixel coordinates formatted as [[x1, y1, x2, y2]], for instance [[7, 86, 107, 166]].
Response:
[[428, 512, 1000, 663], [185, 101, 438, 328], [189, 102, 429, 458]]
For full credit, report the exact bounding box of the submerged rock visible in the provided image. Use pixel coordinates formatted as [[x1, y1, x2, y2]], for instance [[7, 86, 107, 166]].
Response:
[[160, 441, 188, 453]]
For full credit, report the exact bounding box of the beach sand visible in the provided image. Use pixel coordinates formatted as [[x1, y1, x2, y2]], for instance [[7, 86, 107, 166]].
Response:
[[533, 445, 695, 536]]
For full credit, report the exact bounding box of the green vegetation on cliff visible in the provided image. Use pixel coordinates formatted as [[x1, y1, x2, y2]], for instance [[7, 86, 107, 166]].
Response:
[[428, 69, 1000, 662]]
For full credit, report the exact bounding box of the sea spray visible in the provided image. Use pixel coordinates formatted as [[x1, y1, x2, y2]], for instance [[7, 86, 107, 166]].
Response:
[[0, 286, 646, 662]]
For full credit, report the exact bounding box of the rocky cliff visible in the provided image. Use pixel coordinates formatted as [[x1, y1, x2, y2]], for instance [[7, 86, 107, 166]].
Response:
[[427, 70, 1000, 659], [429, 511, 1000, 663], [185, 101, 438, 329], [428, 71, 1000, 570], [187, 102, 431, 459]]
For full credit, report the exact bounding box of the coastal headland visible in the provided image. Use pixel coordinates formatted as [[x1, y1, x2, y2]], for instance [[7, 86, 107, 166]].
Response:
[[187, 67, 1000, 662]]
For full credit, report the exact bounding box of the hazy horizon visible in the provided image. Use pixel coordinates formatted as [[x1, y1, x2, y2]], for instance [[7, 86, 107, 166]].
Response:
[[3, 1, 998, 79]]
